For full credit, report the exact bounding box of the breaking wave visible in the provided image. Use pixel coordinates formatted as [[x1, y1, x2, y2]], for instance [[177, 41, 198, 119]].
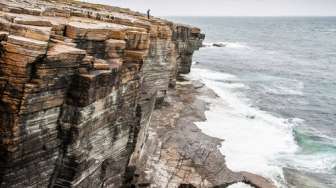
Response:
[[187, 68, 299, 187]]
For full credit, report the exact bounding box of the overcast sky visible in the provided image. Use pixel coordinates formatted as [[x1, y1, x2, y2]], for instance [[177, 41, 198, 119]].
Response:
[[86, 0, 336, 16]]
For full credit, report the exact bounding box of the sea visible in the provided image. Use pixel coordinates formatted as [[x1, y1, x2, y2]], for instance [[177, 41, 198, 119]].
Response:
[[168, 17, 336, 188]]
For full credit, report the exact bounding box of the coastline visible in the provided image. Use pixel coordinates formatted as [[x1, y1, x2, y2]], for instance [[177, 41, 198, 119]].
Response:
[[2, 1, 334, 188], [126, 76, 276, 188], [0, 1, 205, 187]]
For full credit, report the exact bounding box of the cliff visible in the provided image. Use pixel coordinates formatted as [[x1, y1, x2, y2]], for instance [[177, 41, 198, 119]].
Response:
[[0, 1, 275, 188], [0, 0, 204, 187]]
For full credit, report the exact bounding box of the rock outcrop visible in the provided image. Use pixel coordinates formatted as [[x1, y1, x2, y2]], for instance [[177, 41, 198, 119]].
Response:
[[0, 0, 204, 187], [0, 1, 276, 188], [125, 79, 276, 188], [126, 80, 244, 187]]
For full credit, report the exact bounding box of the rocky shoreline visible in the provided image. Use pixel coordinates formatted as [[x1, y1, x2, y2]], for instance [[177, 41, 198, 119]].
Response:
[[0, 0, 276, 187], [126, 77, 276, 188]]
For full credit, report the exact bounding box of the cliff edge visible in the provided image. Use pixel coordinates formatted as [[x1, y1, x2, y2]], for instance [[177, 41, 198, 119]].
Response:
[[0, 0, 274, 188], [0, 0, 202, 187]]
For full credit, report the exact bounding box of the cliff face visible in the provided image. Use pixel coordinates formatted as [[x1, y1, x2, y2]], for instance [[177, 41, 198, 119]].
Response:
[[0, 0, 204, 187]]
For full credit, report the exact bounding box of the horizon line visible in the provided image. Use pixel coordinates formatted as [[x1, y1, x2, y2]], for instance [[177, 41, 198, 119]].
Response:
[[161, 15, 336, 17]]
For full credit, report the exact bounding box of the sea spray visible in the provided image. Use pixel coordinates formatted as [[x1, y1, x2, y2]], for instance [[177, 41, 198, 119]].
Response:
[[187, 68, 299, 186]]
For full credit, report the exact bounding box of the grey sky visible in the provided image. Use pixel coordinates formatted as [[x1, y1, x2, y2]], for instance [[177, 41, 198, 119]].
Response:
[[86, 0, 336, 16]]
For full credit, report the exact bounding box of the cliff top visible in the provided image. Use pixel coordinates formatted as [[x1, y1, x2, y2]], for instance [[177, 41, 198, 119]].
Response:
[[0, 0, 201, 33]]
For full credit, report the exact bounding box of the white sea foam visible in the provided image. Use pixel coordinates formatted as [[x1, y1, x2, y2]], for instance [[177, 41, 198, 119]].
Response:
[[263, 79, 304, 96], [228, 183, 253, 188], [190, 68, 238, 81], [202, 42, 215, 47], [187, 68, 300, 186], [282, 152, 336, 173], [220, 42, 250, 49], [187, 67, 336, 186]]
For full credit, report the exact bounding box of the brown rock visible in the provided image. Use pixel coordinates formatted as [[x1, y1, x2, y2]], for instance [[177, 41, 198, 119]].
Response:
[[241, 172, 277, 188], [0, 1, 204, 188], [65, 21, 127, 40], [9, 23, 51, 41], [93, 59, 110, 70], [124, 50, 148, 61], [46, 43, 86, 63], [0, 31, 8, 40], [13, 16, 52, 27]]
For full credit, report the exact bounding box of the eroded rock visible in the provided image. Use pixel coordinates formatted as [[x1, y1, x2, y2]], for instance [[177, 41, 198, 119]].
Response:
[[0, 0, 204, 187]]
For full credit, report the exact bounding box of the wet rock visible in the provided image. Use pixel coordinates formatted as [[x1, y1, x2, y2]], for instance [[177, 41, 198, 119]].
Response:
[[192, 80, 205, 89], [241, 172, 277, 188], [246, 115, 256, 119], [213, 43, 226, 47]]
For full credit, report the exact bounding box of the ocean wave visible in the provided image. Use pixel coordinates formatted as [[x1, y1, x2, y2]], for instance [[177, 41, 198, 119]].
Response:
[[315, 28, 336, 34], [263, 80, 304, 96], [228, 183, 253, 188], [188, 67, 336, 187], [253, 75, 305, 96], [281, 152, 336, 173], [203, 41, 250, 49], [187, 68, 299, 187], [190, 68, 238, 81], [190, 68, 247, 89], [289, 127, 336, 172]]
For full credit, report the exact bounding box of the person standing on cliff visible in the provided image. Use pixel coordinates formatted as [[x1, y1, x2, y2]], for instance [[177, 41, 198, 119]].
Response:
[[147, 9, 151, 19]]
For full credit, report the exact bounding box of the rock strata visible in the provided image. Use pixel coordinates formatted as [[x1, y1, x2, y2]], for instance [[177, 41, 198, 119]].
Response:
[[0, 0, 275, 188], [0, 0, 204, 187], [125, 79, 276, 188]]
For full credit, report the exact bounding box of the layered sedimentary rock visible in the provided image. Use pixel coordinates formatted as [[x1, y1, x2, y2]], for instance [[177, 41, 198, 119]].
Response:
[[0, 0, 204, 187], [126, 81, 244, 187], [126, 80, 276, 188]]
